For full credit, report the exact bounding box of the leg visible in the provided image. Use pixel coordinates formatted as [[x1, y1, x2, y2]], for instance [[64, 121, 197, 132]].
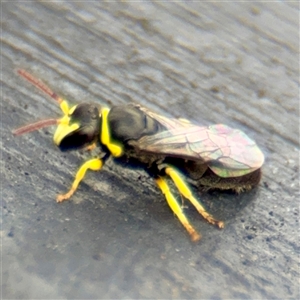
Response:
[[165, 167, 224, 229], [57, 158, 103, 203], [155, 177, 201, 242]]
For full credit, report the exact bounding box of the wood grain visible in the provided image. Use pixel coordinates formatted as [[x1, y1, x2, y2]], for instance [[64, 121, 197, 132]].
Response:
[[2, 2, 299, 299]]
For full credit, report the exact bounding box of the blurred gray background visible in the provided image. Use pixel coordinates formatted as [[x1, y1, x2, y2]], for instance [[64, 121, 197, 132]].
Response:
[[2, 2, 299, 299]]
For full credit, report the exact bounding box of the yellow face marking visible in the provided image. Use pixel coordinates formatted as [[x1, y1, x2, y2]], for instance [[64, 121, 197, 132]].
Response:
[[59, 100, 70, 115], [53, 122, 80, 146], [101, 108, 123, 157], [53, 104, 79, 146], [68, 104, 77, 115]]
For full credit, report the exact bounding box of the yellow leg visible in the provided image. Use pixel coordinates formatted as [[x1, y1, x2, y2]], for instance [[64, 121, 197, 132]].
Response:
[[57, 158, 103, 203], [165, 167, 224, 229], [155, 177, 201, 242]]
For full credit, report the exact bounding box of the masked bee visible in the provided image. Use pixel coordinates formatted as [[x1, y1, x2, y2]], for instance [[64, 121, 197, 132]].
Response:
[[13, 69, 264, 242]]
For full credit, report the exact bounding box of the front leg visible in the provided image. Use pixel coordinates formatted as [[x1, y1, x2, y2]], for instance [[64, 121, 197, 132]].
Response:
[[57, 157, 103, 203]]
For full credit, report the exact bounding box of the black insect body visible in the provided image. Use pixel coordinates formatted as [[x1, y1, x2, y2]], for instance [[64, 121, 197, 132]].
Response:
[[13, 70, 264, 242]]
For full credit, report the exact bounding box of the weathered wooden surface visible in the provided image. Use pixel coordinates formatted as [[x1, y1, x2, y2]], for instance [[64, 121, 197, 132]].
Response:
[[2, 2, 299, 299]]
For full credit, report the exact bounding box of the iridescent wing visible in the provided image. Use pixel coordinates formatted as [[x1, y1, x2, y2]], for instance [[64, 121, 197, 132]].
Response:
[[136, 105, 194, 130], [133, 121, 264, 178]]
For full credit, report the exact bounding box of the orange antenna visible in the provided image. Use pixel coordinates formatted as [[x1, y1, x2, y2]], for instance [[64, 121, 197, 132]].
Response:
[[17, 69, 64, 105], [13, 119, 59, 136], [17, 69, 70, 115]]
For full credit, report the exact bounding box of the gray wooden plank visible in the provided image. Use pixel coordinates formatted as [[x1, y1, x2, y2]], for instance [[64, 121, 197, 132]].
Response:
[[2, 1, 299, 299]]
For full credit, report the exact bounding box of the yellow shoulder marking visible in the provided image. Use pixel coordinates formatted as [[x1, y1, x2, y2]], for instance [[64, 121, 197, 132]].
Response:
[[101, 108, 123, 157]]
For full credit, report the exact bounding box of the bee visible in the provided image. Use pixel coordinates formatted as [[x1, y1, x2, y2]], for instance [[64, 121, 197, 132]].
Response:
[[13, 69, 264, 242]]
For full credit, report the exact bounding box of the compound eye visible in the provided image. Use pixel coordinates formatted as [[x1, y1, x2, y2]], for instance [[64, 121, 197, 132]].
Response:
[[54, 103, 101, 151], [70, 103, 99, 123]]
